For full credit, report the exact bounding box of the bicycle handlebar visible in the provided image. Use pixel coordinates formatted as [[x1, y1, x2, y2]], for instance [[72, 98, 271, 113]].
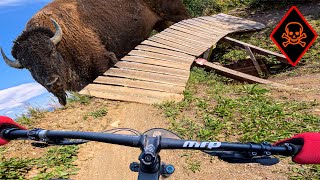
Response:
[[0, 127, 304, 180], [2, 128, 297, 155], [1, 116, 318, 180]]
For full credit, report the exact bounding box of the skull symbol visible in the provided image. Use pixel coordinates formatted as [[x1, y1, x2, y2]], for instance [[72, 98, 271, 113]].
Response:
[[282, 22, 307, 47]]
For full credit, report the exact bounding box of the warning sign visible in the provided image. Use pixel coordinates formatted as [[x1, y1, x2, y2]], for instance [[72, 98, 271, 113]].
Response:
[[270, 6, 318, 66]]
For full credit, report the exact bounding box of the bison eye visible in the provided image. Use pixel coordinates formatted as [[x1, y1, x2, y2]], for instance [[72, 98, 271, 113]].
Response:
[[51, 51, 57, 57]]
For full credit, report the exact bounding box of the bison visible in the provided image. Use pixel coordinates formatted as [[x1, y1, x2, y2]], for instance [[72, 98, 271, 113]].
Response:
[[1, 0, 190, 105]]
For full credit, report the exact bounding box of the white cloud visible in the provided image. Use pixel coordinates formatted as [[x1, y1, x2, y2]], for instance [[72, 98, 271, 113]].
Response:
[[0, 0, 23, 6], [0, 0, 51, 7], [0, 82, 47, 111]]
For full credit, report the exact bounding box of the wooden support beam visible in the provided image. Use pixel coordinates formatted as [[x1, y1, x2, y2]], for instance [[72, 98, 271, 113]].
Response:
[[194, 58, 296, 90], [222, 37, 289, 64], [244, 45, 264, 77]]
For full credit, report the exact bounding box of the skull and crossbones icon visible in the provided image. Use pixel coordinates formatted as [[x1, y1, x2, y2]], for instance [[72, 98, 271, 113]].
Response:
[[282, 22, 307, 47]]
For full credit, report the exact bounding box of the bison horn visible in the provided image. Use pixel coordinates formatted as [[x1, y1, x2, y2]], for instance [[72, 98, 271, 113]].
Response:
[[50, 18, 63, 45], [0, 47, 23, 69]]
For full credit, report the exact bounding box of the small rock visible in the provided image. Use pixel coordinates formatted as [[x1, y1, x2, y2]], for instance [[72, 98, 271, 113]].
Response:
[[110, 120, 120, 128]]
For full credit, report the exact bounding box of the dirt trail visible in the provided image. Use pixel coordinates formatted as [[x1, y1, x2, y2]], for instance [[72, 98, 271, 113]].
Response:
[[271, 73, 320, 115], [71, 102, 290, 180], [73, 103, 168, 180]]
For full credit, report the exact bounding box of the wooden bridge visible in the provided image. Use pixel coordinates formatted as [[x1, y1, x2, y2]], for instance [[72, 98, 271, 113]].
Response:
[[80, 13, 266, 104]]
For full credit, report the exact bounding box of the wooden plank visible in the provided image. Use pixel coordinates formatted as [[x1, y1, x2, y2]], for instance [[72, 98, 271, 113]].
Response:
[[84, 84, 184, 99], [169, 24, 216, 39], [199, 16, 252, 31], [163, 28, 214, 44], [214, 14, 254, 24], [181, 19, 231, 33], [172, 23, 225, 42], [185, 18, 230, 30], [85, 84, 183, 101], [160, 31, 213, 47], [195, 17, 243, 30], [147, 38, 201, 56], [149, 36, 208, 56], [80, 85, 183, 104], [180, 19, 224, 32], [195, 16, 262, 33], [215, 13, 249, 21], [191, 17, 234, 30], [141, 40, 193, 55], [135, 45, 196, 60], [154, 31, 212, 50], [200, 16, 242, 27], [178, 21, 228, 36], [152, 33, 208, 51], [80, 89, 161, 104], [143, 38, 199, 56], [115, 61, 190, 77], [94, 76, 185, 94], [154, 32, 208, 49], [122, 56, 190, 70], [128, 50, 193, 64], [176, 21, 224, 36], [169, 25, 222, 40], [195, 59, 294, 90], [214, 13, 265, 29], [221, 37, 288, 64], [104, 68, 188, 86], [149, 36, 204, 54]]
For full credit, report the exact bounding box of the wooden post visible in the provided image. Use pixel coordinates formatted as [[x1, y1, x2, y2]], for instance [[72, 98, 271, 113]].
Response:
[[203, 45, 215, 60], [194, 58, 297, 91], [244, 45, 264, 77], [222, 37, 288, 64]]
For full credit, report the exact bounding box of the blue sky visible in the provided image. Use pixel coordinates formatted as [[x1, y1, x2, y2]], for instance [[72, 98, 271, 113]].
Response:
[[0, 0, 57, 118]]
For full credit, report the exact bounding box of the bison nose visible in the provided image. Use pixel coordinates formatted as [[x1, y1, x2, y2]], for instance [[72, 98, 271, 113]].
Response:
[[45, 76, 59, 86]]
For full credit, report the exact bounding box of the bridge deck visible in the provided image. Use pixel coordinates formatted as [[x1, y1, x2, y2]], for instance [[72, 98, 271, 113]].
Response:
[[80, 13, 265, 104]]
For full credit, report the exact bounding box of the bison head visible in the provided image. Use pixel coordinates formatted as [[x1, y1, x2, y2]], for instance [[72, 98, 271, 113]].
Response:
[[158, 0, 190, 22], [149, 0, 191, 31], [1, 19, 68, 105]]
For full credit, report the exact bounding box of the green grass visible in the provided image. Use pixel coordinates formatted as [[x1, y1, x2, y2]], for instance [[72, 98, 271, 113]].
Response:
[[0, 157, 33, 180], [83, 108, 108, 120], [15, 108, 48, 127], [186, 159, 201, 173], [182, 0, 315, 17], [67, 92, 92, 105], [27, 107, 46, 119], [16, 115, 34, 126], [33, 146, 79, 180], [159, 67, 320, 177], [0, 146, 79, 180], [290, 164, 320, 179], [2, 104, 81, 179], [182, 0, 252, 17]]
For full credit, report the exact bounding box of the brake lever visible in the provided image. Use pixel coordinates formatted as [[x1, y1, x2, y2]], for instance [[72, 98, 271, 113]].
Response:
[[203, 151, 280, 166]]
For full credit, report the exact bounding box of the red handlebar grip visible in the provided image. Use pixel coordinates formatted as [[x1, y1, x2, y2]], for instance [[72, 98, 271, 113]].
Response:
[[0, 116, 27, 145], [275, 132, 320, 164]]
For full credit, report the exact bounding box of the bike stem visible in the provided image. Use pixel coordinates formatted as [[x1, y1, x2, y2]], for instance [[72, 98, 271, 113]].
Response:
[[129, 135, 175, 180], [137, 135, 161, 179]]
